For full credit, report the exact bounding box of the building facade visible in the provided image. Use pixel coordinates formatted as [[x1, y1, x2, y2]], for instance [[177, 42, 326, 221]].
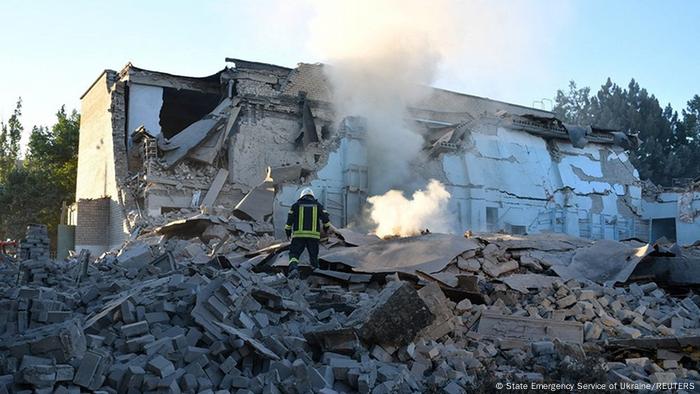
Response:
[[73, 58, 699, 254]]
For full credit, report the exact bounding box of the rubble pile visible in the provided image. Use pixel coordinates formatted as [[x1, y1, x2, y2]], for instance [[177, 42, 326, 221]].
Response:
[[1, 223, 700, 393], [18, 224, 50, 261]]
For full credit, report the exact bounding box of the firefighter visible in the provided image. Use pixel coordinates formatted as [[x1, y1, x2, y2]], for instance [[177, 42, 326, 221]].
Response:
[[285, 187, 334, 278]]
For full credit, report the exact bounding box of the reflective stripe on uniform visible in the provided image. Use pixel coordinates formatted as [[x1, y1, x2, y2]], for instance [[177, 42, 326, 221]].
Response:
[[291, 231, 320, 239], [298, 205, 304, 231], [311, 205, 318, 233]]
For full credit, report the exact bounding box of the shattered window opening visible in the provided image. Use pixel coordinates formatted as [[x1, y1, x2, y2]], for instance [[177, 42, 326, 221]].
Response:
[[159, 88, 220, 139]]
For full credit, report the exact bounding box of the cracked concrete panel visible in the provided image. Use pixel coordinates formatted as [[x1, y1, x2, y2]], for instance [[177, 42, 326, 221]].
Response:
[[558, 145, 621, 196], [442, 155, 469, 186], [601, 192, 624, 215], [455, 128, 557, 200], [603, 150, 640, 185], [569, 150, 638, 191], [320, 233, 480, 274], [555, 141, 601, 158], [569, 163, 604, 179], [230, 113, 317, 190], [617, 196, 636, 217], [314, 137, 366, 188]]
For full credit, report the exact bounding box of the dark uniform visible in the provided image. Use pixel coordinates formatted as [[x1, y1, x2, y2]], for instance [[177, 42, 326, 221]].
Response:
[[285, 194, 331, 270]]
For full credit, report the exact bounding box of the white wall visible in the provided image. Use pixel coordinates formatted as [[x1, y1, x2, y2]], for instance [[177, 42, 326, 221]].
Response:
[[271, 121, 645, 241], [439, 126, 643, 238], [127, 83, 163, 139]]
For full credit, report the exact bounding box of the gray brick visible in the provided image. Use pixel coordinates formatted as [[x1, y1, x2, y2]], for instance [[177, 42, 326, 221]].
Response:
[[147, 355, 175, 378], [121, 321, 149, 337]]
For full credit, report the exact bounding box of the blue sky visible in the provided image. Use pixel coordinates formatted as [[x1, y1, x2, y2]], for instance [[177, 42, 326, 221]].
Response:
[[0, 0, 698, 140]]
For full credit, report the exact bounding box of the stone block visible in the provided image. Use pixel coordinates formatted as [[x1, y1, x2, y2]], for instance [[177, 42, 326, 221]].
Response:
[[457, 258, 480, 272], [349, 281, 434, 347], [616, 325, 642, 339], [120, 300, 136, 324], [147, 355, 175, 378], [117, 242, 153, 270], [650, 372, 676, 384], [556, 295, 577, 309], [531, 341, 555, 356], [455, 299, 472, 313], [481, 259, 518, 277], [662, 360, 678, 369], [121, 321, 149, 337], [73, 350, 111, 390], [584, 322, 603, 341]]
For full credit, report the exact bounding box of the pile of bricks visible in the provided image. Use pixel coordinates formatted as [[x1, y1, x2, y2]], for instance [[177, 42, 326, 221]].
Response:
[[469, 279, 700, 341], [0, 251, 460, 392], [0, 225, 699, 393], [462, 277, 700, 386], [19, 224, 50, 262], [16, 225, 65, 286]]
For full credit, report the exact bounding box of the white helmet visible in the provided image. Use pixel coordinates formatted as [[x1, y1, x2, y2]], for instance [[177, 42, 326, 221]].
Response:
[[300, 187, 315, 198]]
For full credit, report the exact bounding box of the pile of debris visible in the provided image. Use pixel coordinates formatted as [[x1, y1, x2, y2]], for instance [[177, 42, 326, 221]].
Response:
[[0, 222, 699, 393]]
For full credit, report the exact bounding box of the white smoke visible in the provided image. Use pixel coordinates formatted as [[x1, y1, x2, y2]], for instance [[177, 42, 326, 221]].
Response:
[[300, 0, 569, 235], [307, 0, 457, 234], [368, 179, 452, 237], [308, 0, 456, 193]]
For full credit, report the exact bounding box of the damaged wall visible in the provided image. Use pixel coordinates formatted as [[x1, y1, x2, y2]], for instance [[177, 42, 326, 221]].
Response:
[[127, 83, 221, 142], [230, 108, 319, 190], [272, 121, 368, 238], [643, 191, 700, 245], [77, 59, 677, 250], [127, 84, 163, 137], [75, 71, 129, 253], [434, 121, 646, 240]]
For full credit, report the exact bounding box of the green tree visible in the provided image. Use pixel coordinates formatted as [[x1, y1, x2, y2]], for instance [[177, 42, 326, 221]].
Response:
[[0, 98, 23, 181], [552, 81, 593, 125], [0, 167, 53, 240], [25, 107, 80, 197], [674, 95, 700, 181], [0, 105, 80, 248], [553, 79, 696, 186]]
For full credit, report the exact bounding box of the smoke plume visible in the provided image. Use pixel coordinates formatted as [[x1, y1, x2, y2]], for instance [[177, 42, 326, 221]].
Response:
[[302, 0, 568, 235], [368, 179, 452, 237], [307, 0, 458, 234], [309, 0, 457, 193]]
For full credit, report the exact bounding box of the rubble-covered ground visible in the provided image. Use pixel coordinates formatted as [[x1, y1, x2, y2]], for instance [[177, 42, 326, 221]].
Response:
[[1, 222, 700, 394]]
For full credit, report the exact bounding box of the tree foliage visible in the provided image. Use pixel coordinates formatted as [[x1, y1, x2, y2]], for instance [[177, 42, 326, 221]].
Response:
[[0, 103, 80, 247], [553, 79, 700, 186], [0, 98, 24, 181]]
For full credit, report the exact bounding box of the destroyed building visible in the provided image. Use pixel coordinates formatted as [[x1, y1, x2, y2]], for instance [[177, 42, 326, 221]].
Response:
[[70, 58, 700, 255], [3, 56, 700, 394]]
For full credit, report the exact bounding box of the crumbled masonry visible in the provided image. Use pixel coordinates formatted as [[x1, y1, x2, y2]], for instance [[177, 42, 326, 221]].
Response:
[[1, 222, 700, 393]]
